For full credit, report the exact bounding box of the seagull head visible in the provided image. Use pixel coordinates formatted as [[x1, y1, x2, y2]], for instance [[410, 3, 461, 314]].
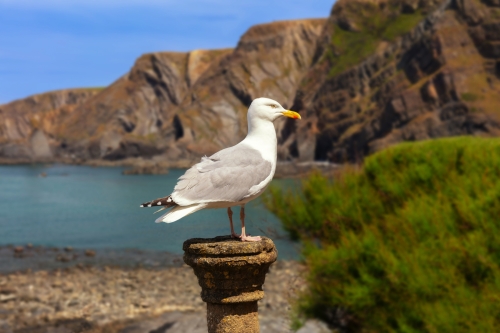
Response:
[[248, 97, 301, 122]]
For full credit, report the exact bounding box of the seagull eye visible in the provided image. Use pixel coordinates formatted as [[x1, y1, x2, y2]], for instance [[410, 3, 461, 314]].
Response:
[[269, 104, 277, 109]]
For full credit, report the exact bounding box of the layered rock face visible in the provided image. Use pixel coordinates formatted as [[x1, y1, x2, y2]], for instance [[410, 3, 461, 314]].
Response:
[[0, 19, 325, 163], [55, 49, 233, 163], [287, 0, 500, 162], [2, 0, 500, 164], [0, 89, 101, 160], [172, 19, 326, 160]]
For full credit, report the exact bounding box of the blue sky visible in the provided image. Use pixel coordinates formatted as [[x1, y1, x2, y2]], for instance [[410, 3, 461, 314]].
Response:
[[0, 0, 335, 104]]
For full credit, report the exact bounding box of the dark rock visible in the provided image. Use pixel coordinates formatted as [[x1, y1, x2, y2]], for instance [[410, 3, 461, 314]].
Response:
[[483, 0, 500, 6], [118, 312, 205, 333], [55, 255, 71, 263], [102, 141, 163, 161], [122, 163, 169, 175], [14, 319, 93, 333]]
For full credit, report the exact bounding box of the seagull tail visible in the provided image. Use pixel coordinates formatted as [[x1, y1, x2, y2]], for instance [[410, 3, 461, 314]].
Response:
[[155, 204, 207, 224], [140, 195, 176, 208]]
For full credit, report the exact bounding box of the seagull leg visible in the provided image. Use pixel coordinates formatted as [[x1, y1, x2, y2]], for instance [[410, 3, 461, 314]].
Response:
[[240, 205, 261, 242], [227, 207, 240, 239]]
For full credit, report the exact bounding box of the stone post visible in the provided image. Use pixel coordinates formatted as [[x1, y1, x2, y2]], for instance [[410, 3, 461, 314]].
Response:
[[183, 236, 277, 333]]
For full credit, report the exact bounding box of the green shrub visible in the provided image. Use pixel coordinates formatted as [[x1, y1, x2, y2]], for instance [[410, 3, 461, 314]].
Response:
[[265, 137, 500, 332]]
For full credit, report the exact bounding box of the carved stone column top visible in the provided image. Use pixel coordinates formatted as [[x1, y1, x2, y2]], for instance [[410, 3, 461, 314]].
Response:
[[183, 235, 276, 256], [183, 236, 277, 304]]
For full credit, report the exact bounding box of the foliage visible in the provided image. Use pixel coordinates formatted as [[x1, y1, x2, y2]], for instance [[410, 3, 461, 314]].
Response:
[[461, 92, 480, 102], [84, 86, 106, 91], [327, 6, 424, 77], [264, 137, 500, 332]]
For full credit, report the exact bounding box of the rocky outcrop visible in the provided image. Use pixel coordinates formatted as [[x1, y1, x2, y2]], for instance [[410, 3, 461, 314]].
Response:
[[86, 19, 325, 162], [3, 1, 500, 165], [0, 88, 101, 161], [56, 49, 233, 162], [0, 19, 325, 164], [172, 19, 326, 159], [122, 160, 170, 175], [286, 0, 500, 162]]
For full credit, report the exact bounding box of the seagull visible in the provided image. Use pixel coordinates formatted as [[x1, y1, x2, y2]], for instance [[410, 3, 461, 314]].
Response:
[[140, 97, 301, 242]]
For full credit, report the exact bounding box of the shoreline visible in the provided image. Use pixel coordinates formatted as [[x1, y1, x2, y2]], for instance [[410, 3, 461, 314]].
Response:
[[0, 158, 341, 178], [0, 157, 197, 171], [0, 245, 306, 333], [0, 162, 325, 332], [0, 245, 184, 275]]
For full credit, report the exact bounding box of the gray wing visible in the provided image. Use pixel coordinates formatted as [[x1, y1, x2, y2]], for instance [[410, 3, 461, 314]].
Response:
[[171, 144, 272, 206]]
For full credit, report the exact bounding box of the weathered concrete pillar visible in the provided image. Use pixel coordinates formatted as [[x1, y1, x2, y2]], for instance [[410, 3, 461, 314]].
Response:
[[183, 236, 277, 333]]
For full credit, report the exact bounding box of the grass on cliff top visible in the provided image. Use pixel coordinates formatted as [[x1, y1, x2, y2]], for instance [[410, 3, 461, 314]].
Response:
[[264, 137, 500, 332], [328, 8, 425, 77], [84, 86, 106, 91]]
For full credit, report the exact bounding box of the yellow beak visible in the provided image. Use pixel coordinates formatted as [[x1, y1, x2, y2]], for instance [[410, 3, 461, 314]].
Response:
[[282, 110, 301, 119]]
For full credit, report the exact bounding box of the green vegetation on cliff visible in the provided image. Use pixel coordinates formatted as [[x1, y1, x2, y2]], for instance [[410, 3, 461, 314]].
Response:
[[265, 137, 500, 332], [327, 3, 425, 77]]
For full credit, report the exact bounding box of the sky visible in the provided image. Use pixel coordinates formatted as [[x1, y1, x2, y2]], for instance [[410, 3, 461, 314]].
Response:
[[0, 0, 335, 104]]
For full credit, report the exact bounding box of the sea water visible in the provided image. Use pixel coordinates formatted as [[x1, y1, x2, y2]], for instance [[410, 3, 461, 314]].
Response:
[[0, 165, 300, 260]]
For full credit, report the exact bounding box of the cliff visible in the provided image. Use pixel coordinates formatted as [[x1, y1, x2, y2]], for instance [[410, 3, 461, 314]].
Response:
[[0, 19, 325, 164], [0, 88, 102, 161], [2, 0, 500, 165], [287, 0, 500, 162], [56, 49, 234, 163], [172, 19, 326, 160]]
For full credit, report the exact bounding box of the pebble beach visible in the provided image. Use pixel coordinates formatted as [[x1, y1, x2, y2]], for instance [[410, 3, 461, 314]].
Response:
[[0, 245, 308, 333]]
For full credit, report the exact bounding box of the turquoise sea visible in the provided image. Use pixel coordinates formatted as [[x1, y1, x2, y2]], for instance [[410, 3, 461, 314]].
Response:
[[0, 165, 300, 260]]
